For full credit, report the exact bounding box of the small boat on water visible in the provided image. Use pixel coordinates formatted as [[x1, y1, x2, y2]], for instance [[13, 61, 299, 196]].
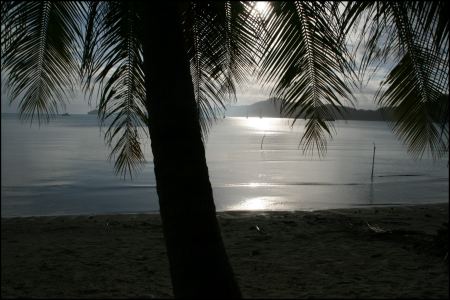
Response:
[[61, 113, 70, 116]]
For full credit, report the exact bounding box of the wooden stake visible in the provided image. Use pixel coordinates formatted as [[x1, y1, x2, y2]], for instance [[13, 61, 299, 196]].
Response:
[[371, 142, 376, 181]]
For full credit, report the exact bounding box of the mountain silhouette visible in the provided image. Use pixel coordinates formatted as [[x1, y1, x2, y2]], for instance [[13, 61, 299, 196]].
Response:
[[225, 98, 395, 121]]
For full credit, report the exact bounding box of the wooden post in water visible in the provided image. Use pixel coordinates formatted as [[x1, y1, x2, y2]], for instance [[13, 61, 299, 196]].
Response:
[[371, 142, 376, 181], [260, 133, 266, 150]]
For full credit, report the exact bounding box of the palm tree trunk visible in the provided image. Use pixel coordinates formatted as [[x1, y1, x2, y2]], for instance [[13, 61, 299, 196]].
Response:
[[138, 2, 241, 298]]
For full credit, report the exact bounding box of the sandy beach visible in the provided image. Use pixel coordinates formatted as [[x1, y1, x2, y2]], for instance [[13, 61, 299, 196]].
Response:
[[1, 203, 448, 298]]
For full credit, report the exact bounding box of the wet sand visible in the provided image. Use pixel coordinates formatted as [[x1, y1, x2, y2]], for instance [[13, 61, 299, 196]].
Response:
[[1, 203, 448, 298]]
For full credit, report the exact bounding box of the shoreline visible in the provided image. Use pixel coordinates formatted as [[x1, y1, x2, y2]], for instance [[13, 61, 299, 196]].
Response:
[[2, 200, 448, 219], [2, 203, 448, 298]]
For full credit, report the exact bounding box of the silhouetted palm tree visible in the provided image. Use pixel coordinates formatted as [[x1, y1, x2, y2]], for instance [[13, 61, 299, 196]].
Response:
[[1, 1, 448, 298]]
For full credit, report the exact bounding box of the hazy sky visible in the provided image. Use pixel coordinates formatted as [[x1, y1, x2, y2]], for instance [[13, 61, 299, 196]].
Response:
[[1, 2, 389, 114], [1, 71, 384, 114]]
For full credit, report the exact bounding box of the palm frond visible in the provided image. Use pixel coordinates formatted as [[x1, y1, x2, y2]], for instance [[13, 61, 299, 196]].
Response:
[[81, 1, 147, 178], [260, 1, 355, 155], [376, 55, 447, 159], [342, 1, 449, 159], [1, 1, 26, 52], [1, 1, 83, 123], [183, 1, 262, 138]]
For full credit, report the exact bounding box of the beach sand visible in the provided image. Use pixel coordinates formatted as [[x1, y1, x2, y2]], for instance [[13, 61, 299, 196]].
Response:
[[1, 203, 448, 298]]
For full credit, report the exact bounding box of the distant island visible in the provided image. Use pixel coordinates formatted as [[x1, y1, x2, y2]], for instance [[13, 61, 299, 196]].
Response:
[[85, 96, 447, 121], [225, 96, 448, 122], [225, 98, 393, 121]]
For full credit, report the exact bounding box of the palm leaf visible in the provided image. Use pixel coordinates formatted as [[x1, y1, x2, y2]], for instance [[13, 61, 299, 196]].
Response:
[[80, 1, 147, 178], [342, 1, 449, 159], [259, 1, 355, 155], [183, 1, 262, 138], [1, 1, 83, 123]]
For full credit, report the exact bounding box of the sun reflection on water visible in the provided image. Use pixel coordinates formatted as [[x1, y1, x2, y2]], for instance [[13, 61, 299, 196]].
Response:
[[245, 117, 280, 133], [231, 196, 284, 211]]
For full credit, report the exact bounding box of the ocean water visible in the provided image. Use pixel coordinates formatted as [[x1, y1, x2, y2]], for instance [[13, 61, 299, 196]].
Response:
[[1, 114, 448, 217]]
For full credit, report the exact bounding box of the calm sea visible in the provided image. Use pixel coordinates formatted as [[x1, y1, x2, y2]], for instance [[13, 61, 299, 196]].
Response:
[[1, 114, 448, 217]]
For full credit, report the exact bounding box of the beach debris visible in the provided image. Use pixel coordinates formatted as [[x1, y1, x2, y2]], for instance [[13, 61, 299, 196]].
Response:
[[105, 221, 111, 232], [366, 222, 388, 233], [251, 224, 266, 235], [255, 225, 264, 234]]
